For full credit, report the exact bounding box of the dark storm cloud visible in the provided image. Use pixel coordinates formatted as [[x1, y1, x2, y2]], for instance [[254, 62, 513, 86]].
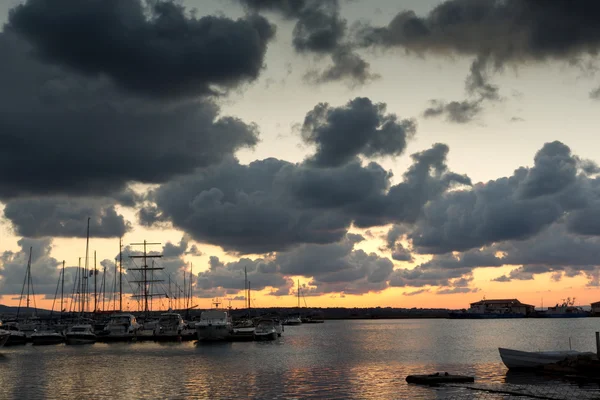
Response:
[[142, 140, 467, 254], [141, 157, 353, 254], [356, 0, 600, 68], [3, 197, 131, 238], [356, 1, 600, 113], [304, 47, 379, 85], [301, 97, 416, 167], [7, 0, 276, 98], [423, 99, 482, 124], [0, 32, 259, 199], [409, 141, 596, 254], [238, 0, 375, 85]]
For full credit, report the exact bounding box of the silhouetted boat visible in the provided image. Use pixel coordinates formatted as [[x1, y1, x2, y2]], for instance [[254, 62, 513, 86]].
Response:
[[65, 324, 96, 345], [499, 347, 595, 369]]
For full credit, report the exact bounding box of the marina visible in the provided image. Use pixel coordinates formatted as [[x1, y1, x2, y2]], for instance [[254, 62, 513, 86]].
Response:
[[2, 319, 600, 399]]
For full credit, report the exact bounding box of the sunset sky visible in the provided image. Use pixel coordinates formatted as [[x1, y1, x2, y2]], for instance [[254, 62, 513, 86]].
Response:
[[2, 0, 600, 312]]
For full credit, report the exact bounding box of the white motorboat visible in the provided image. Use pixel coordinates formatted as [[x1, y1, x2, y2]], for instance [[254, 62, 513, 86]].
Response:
[[498, 347, 595, 369], [254, 318, 282, 341], [100, 313, 140, 342], [154, 312, 185, 341], [31, 330, 64, 345], [195, 310, 232, 341], [65, 324, 96, 345]]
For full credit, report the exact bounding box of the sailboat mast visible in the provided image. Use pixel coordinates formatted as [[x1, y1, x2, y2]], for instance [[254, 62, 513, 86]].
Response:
[[119, 237, 123, 312], [60, 260, 65, 318], [102, 262, 106, 312], [248, 281, 251, 309], [297, 279, 300, 308], [113, 257, 118, 312], [26, 247, 32, 311], [183, 269, 187, 309], [190, 263, 193, 307], [244, 267, 248, 309], [84, 217, 90, 313], [168, 274, 172, 310], [94, 251, 97, 312], [78, 257, 83, 315]]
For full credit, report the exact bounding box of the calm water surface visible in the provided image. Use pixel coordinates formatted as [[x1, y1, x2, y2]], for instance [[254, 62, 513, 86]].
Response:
[[1, 319, 600, 399]]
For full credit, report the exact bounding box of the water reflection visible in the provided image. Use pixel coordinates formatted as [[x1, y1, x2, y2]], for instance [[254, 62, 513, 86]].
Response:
[[2, 320, 600, 399]]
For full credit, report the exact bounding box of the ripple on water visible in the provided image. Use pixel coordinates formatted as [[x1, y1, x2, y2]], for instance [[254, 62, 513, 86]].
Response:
[[1, 320, 600, 399]]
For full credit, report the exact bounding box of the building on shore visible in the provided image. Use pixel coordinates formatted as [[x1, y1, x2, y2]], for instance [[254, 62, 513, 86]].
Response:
[[591, 301, 600, 316], [449, 298, 535, 319]]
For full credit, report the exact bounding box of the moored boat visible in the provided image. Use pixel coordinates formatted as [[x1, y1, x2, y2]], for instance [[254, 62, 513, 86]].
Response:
[[98, 313, 140, 342], [0, 328, 9, 348], [65, 324, 96, 345], [195, 309, 232, 341], [1, 322, 27, 346], [154, 312, 185, 341], [31, 330, 64, 345], [499, 347, 595, 369], [253, 318, 281, 341]]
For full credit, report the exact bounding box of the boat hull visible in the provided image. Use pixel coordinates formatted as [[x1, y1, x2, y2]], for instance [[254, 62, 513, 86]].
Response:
[[5, 333, 27, 346], [498, 347, 592, 369], [536, 313, 589, 318], [0, 331, 9, 348], [196, 325, 231, 341], [254, 331, 278, 341], [65, 335, 96, 345], [449, 313, 525, 319], [31, 334, 64, 346]]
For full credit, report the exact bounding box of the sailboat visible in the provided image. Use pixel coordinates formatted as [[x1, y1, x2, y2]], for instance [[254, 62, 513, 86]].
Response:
[[284, 280, 303, 326], [66, 218, 96, 345]]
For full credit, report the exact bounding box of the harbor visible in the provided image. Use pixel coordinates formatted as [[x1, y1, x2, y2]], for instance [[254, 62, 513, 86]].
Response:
[[2, 318, 600, 399]]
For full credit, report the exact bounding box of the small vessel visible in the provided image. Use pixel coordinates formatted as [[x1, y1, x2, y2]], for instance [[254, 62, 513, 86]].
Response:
[[154, 312, 185, 341], [99, 313, 140, 342], [283, 315, 302, 326], [1, 322, 27, 346], [536, 298, 589, 318], [65, 324, 96, 345], [195, 309, 232, 341], [498, 347, 595, 369], [253, 318, 281, 341], [0, 328, 9, 348], [31, 329, 65, 345]]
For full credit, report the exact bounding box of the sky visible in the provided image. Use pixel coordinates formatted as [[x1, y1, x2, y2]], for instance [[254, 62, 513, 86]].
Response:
[[2, 0, 600, 312]]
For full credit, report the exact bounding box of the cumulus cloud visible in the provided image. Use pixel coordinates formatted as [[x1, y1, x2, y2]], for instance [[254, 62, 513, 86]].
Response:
[[410, 141, 595, 254], [238, 0, 376, 85], [140, 138, 467, 254], [7, 0, 275, 98], [196, 256, 290, 298], [276, 234, 394, 295], [301, 97, 416, 167], [0, 238, 62, 296]]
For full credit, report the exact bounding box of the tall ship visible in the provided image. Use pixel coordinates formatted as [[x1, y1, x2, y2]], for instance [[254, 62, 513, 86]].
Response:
[[449, 298, 535, 319]]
